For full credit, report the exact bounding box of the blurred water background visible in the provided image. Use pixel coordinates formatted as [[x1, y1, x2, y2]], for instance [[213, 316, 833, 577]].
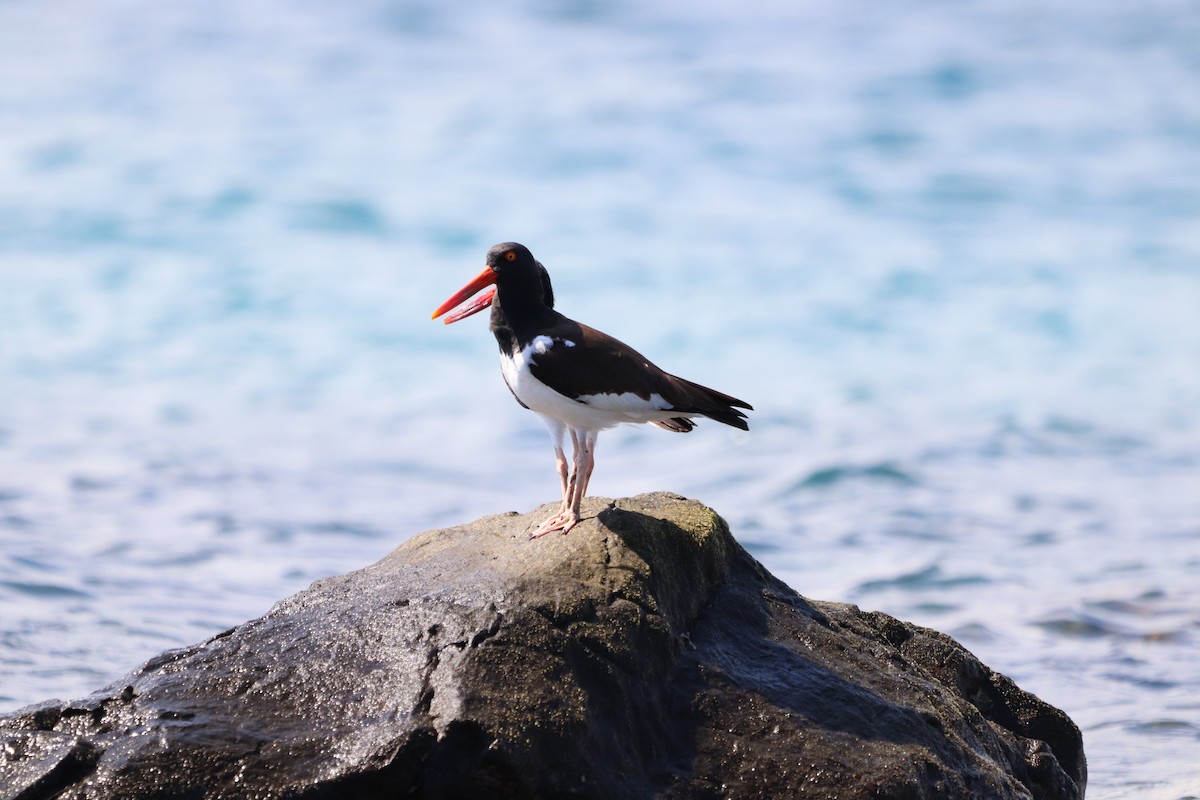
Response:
[[1, 1, 1199, 796]]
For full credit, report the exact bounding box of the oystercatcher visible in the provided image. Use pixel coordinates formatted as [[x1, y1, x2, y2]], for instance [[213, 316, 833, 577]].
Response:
[[432, 242, 752, 537]]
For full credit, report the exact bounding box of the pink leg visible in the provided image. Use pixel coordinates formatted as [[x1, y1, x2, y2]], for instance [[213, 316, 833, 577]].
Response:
[[559, 430, 597, 534], [532, 429, 597, 538], [532, 431, 578, 538], [532, 422, 573, 538], [554, 441, 570, 508], [576, 431, 597, 500], [563, 429, 580, 512]]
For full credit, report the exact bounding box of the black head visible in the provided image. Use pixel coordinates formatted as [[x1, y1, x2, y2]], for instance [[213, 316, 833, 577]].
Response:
[[486, 242, 553, 307], [485, 242, 537, 276]]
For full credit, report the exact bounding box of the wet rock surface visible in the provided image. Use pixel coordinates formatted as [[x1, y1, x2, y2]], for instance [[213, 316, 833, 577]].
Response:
[[0, 492, 1085, 799]]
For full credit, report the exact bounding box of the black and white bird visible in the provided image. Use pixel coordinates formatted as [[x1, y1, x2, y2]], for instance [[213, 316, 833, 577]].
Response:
[[432, 242, 752, 537]]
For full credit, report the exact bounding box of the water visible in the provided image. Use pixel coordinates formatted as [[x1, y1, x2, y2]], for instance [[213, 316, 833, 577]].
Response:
[[2, 1, 1199, 796]]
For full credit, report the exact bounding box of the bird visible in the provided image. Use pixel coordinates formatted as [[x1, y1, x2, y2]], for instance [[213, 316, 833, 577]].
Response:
[[432, 242, 752, 537]]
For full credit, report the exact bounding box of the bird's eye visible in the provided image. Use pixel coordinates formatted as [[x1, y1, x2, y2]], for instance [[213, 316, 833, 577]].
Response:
[[504, 251, 517, 262]]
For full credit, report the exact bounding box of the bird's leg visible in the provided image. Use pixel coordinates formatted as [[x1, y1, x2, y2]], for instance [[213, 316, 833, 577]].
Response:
[[554, 439, 571, 510], [561, 429, 579, 514], [576, 431, 597, 501], [531, 429, 594, 538], [559, 431, 597, 534], [532, 432, 579, 538]]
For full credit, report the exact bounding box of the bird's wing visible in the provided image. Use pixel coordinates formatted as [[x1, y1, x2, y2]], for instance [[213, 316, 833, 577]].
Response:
[[527, 320, 751, 429]]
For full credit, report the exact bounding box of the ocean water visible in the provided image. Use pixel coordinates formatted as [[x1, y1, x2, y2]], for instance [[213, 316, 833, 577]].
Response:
[[1, 0, 1199, 796]]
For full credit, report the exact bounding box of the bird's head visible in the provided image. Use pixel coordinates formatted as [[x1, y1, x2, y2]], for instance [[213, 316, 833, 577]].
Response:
[[432, 242, 553, 323], [485, 241, 535, 272]]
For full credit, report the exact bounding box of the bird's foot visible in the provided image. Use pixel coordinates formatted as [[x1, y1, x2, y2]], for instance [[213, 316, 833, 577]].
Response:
[[530, 510, 581, 539]]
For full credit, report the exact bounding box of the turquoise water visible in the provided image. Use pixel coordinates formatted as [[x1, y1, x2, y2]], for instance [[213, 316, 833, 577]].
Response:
[[2, 1, 1199, 796]]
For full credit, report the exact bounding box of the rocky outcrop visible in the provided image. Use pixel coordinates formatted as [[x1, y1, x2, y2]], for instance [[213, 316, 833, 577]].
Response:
[[0, 492, 1085, 799]]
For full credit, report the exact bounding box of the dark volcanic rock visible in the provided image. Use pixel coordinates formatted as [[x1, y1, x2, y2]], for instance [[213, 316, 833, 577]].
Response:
[[0, 492, 1085, 799]]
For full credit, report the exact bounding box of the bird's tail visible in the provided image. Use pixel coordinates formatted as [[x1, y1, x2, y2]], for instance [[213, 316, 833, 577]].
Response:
[[671, 376, 753, 431]]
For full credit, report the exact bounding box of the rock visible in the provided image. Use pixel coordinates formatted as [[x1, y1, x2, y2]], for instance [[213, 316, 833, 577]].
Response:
[[0, 492, 1085, 799]]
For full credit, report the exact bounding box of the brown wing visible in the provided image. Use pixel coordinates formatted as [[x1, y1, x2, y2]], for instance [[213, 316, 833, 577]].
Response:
[[527, 318, 752, 431]]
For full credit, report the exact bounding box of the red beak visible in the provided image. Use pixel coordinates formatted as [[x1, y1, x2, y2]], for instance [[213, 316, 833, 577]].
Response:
[[431, 267, 497, 324]]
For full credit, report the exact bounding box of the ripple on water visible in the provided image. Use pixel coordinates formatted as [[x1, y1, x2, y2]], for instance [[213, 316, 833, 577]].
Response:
[[1067, 592, 1198, 644], [8, 555, 54, 572], [187, 512, 240, 536], [1124, 719, 1200, 737], [0, 580, 94, 600], [70, 474, 127, 492], [910, 601, 959, 615], [1033, 611, 1131, 639], [306, 521, 385, 539], [782, 462, 920, 495], [1101, 672, 1179, 692], [1093, 718, 1200, 738], [286, 199, 389, 237], [855, 564, 992, 594], [142, 548, 223, 568]]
